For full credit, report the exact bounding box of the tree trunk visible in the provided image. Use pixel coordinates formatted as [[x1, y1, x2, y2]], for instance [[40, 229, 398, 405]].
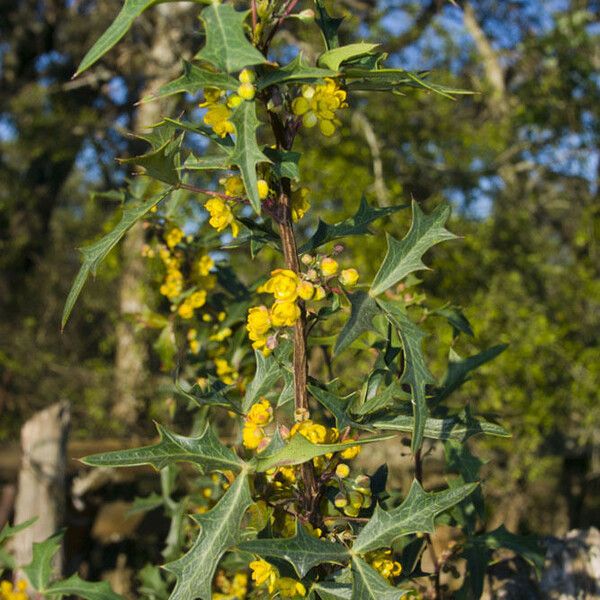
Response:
[[12, 402, 70, 574]]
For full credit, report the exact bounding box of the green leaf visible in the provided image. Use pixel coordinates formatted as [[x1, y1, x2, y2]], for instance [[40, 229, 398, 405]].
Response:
[[352, 480, 479, 553], [127, 493, 164, 516], [370, 201, 456, 296], [430, 305, 474, 337], [75, 0, 167, 76], [252, 432, 392, 473], [312, 581, 352, 600], [184, 152, 233, 172], [239, 524, 349, 577], [175, 379, 242, 414], [314, 0, 343, 50], [144, 61, 239, 102], [138, 564, 170, 600], [308, 384, 360, 430], [257, 55, 336, 90], [195, 4, 266, 73], [262, 148, 301, 180], [23, 533, 62, 592], [118, 134, 182, 185], [0, 517, 37, 546], [354, 378, 410, 417], [164, 473, 253, 600], [229, 101, 270, 213], [299, 197, 407, 254], [81, 423, 244, 473], [243, 344, 291, 412], [62, 188, 171, 329], [318, 43, 380, 71], [369, 413, 510, 441], [378, 300, 435, 452], [334, 291, 381, 355], [47, 575, 123, 600], [437, 345, 508, 402], [351, 558, 409, 600]]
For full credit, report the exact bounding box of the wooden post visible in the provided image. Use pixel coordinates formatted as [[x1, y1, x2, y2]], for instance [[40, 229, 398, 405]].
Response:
[[12, 401, 70, 573]]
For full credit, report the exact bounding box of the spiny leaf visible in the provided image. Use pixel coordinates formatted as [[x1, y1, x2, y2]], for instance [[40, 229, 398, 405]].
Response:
[[370, 201, 456, 296], [436, 345, 508, 402], [229, 100, 270, 213], [0, 517, 37, 546], [74, 0, 172, 76], [195, 4, 266, 73], [334, 291, 381, 356], [243, 345, 291, 412], [350, 558, 410, 600], [118, 134, 183, 185], [354, 378, 410, 417], [430, 305, 474, 338], [46, 575, 123, 600], [312, 581, 352, 599], [299, 196, 407, 254], [62, 188, 172, 329], [239, 524, 349, 577], [378, 300, 435, 452], [352, 480, 478, 553], [257, 55, 336, 90], [314, 0, 343, 50], [318, 43, 380, 71], [164, 473, 253, 600], [81, 422, 244, 473], [262, 147, 301, 180], [369, 412, 510, 441], [308, 384, 360, 430], [144, 61, 239, 102], [252, 432, 392, 473], [23, 533, 62, 592]]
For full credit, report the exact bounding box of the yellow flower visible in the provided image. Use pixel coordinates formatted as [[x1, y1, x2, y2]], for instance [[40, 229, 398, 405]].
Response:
[[247, 305, 271, 340], [291, 187, 311, 221], [257, 179, 270, 200], [243, 423, 265, 449], [226, 94, 243, 109], [249, 558, 277, 591], [262, 269, 299, 301], [275, 577, 307, 598], [200, 87, 223, 106], [247, 398, 273, 426], [270, 300, 300, 327], [215, 357, 238, 385], [220, 174, 245, 197], [340, 442, 361, 460], [290, 419, 329, 444], [160, 269, 184, 299], [165, 226, 184, 249], [313, 285, 326, 301], [297, 280, 314, 301], [292, 78, 347, 137], [320, 257, 339, 276], [237, 81, 256, 101], [198, 254, 214, 276], [239, 68, 256, 84], [203, 102, 235, 138], [205, 198, 239, 238], [209, 327, 232, 342], [340, 268, 359, 287], [368, 549, 402, 581], [336, 463, 350, 478]]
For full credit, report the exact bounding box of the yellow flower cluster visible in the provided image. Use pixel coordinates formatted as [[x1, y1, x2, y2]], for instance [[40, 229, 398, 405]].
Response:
[[213, 570, 248, 600], [249, 558, 306, 598], [242, 398, 273, 450], [292, 78, 348, 136], [237, 68, 256, 101], [334, 473, 371, 517], [366, 549, 402, 581], [205, 198, 239, 238], [178, 290, 207, 319], [291, 187, 311, 221], [159, 246, 184, 299], [165, 226, 184, 249], [0, 580, 27, 600], [200, 88, 237, 138], [215, 357, 239, 386]]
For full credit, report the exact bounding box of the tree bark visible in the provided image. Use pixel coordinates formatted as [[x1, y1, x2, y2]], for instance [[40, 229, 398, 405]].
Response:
[[12, 402, 70, 574]]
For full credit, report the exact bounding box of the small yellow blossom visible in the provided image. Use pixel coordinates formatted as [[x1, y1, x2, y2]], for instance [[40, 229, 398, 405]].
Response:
[[198, 254, 214, 276], [205, 198, 239, 238], [292, 78, 347, 136], [340, 268, 359, 287], [291, 187, 311, 221], [368, 549, 402, 581], [262, 269, 299, 302], [313, 285, 326, 301], [247, 398, 273, 426], [165, 226, 184, 249], [239, 68, 256, 84], [220, 175, 245, 198], [270, 300, 301, 327], [215, 357, 238, 385], [209, 327, 232, 342], [275, 577, 306, 598], [336, 463, 350, 478], [297, 280, 314, 301], [226, 94, 243, 109], [320, 257, 339, 277], [160, 268, 184, 299], [340, 442, 361, 460], [257, 179, 270, 200], [242, 423, 265, 449], [237, 81, 256, 101], [247, 306, 271, 339], [0, 579, 28, 600], [249, 558, 277, 592], [290, 419, 329, 444]]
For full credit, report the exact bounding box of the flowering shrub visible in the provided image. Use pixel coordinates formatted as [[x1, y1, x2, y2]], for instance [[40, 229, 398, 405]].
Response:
[[16, 1, 544, 599]]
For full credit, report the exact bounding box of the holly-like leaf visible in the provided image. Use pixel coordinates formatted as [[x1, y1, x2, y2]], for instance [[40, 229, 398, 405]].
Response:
[[74, 0, 177, 76], [144, 61, 239, 102], [436, 345, 508, 403], [62, 188, 172, 329], [118, 134, 183, 185], [318, 43, 380, 71], [308, 384, 360, 430], [314, 0, 343, 50], [431, 305, 474, 338], [46, 575, 123, 600], [354, 378, 410, 417], [164, 473, 253, 600], [370, 412, 509, 441], [23, 533, 62, 592], [195, 4, 266, 73], [0, 517, 37, 546], [81, 423, 244, 473], [370, 201, 456, 296], [229, 100, 270, 213], [252, 432, 392, 473], [243, 348, 289, 412], [239, 524, 349, 577], [334, 291, 381, 356], [352, 480, 479, 553], [175, 378, 242, 414], [378, 300, 435, 452], [350, 558, 410, 600], [312, 581, 352, 599], [257, 55, 337, 90], [262, 148, 301, 180], [300, 197, 407, 254]]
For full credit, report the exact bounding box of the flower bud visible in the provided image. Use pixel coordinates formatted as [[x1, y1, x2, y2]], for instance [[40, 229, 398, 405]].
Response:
[[334, 494, 348, 508], [301, 254, 314, 265], [238, 68, 256, 84], [339, 268, 359, 287], [335, 463, 350, 478], [257, 179, 270, 200], [237, 82, 256, 101], [320, 257, 339, 277]]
